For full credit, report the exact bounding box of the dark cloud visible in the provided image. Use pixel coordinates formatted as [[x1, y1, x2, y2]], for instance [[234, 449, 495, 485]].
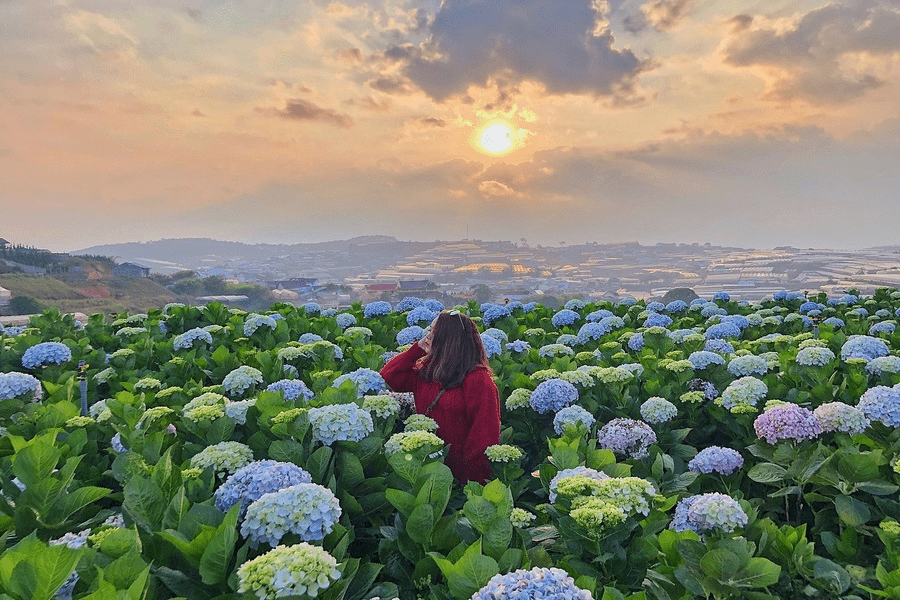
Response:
[[384, 0, 644, 101], [368, 76, 411, 95], [723, 1, 900, 103], [269, 99, 352, 127], [416, 117, 446, 127]]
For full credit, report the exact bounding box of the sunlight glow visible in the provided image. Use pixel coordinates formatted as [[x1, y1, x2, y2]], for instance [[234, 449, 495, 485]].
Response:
[[479, 123, 513, 154]]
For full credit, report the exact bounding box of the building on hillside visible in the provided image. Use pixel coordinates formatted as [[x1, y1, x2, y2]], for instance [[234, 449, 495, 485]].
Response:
[[112, 262, 150, 278], [267, 278, 318, 292], [0, 286, 10, 307], [0, 238, 9, 250], [398, 280, 437, 293]]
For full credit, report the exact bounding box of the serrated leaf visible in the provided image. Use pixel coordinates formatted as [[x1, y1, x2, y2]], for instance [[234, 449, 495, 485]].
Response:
[[199, 502, 240, 585], [835, 494, 871, 526], [406, 504, 435, 547], [733, 558, 781, 588], [747, 463, 787, 484], [700, 548, 741, 580]]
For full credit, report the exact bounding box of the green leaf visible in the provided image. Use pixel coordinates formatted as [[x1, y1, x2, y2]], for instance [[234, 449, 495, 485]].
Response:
[[388, 452, 421, 486], [837, 453, 880, 484], [123, 477, 166, 532], [307, 446, 334, 483], [53, 486, 111, 522], [498, 548, 524, 573], [336, 452, 366, 489], [103, 549, 147, 590], [447, 540, 499, 600], [747, 463, 787, 484], [385, 489, 417, 518], [11, 442, 61, 490], [199, 502, 240, 585], [700, 548, 741, 580], [406, 504, 435, 547], [733, 558, 781, 588], [858, 480, 900, 496], [99, 527, 142, 559], [463, 497, 496, 533], [483, 518, 513, 560], [835, 494, 871, 526]]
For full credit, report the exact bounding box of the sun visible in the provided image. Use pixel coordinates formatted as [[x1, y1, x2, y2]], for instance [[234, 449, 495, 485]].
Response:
[[479, 123, 513, 154]]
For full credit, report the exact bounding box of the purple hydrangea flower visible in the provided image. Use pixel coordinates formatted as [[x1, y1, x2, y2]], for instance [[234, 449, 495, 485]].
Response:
[[597, 418, 657, 459], [753, 404, 823, 444], [688, 447, 744, 475]]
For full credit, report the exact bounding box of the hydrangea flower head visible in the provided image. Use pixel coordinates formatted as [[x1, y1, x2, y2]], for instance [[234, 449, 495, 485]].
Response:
[[627, 333, 644, 352], [241, 483, 341, 547], [665, 300, 688, 312], [858, 385, 900, 426], [222, 365, 264, 396], [576, 322, 610, 344], [183, 392, 228, 422], [597, 418, 657, 459], [485, 444, 523, 462], [471, 568, 592, 600], [244, 314, 278, 337], [362, 394, 400, 418], [0, 372, 41, 401], [482, 327, 508, 343], [841, 335, 890, 361], [586, 309, 614, 322], [727, 355, 768, 377], [173, 327, 213, 350], [404, 414, 438, 432], [266, 379, 314, 402], [672, 493, 747, 534], [384, 430, 444, 455], [396, 296, 424, 311], [644, 312, 673, 328], [551, 309, 579, 328], [308, 403, 374, 445], [407, 306, 436, 326], [640, 397, 678, 424], [705, 322, 741, 340], [867, 355, 900, 375], [481, 333, 502, 357], [334, 313, 356, 329], [332, 368, 386, 396], [553, 405, 596, 435], [424, 299, 444, 311], [688, 351, 726, 370], [506, 340, 531, 353], [564, 298, 586, 311], [505, 388, 532, 411], [482, 304, 512, 327], [794, 346, 836, 367], [237, 543, 341, 600], [510, 508, 537, 529], [225, 399, 255, 425], [688, 447, 743, 475], [720, 377, 767, 409], [298, 333, 323, 344], [814, 402, 869, 434], [754, 404, 823, 444], [190, 441, 254, 478], [529, 379, 578, 414], [537, 343, 574, 358], [214, 460, 312, 515], [618, 296, 637, 307], [22, 342, 72, 368], [548, 466, 609, 502], [363, 301, 392, 318], [870, 321, 897, 336], [301, 302, 321, 315]]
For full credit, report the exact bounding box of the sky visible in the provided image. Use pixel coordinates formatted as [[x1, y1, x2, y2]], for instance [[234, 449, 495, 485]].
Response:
[[1, 0, 899, 252]]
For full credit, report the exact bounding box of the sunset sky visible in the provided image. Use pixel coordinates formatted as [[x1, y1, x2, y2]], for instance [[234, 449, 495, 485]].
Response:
[[2, 0, 899, 252]]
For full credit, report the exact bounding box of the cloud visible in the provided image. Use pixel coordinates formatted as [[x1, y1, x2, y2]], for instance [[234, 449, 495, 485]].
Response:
[[268, 98, 352, 127], [625, 0, 694, 33], [722, 1, 900, 103], [478, 180, 523, 198], [384, 0, 644, 101], [416, 117, 446, 127]]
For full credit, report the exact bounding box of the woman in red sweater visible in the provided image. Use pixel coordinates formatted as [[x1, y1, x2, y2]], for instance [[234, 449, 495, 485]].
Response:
[[381, 310, 500, 484]]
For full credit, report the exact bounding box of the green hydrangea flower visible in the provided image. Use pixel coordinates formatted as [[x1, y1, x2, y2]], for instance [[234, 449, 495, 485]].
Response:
[[510, 507, 536, 528], [272, 408, 307, 424], [183, 392, 227, 422], [505, 389, 532, 411], [362, 395, 400, 418], [570, 497, 626, 536], [679, 391, 706, 404], [485, 445, 523, 463], [65, 416, 94, 428], [190, 441, 254, 479], [237, 543, 342, 599], [384, 431, 444, 456], [404, 414, 438, 432]]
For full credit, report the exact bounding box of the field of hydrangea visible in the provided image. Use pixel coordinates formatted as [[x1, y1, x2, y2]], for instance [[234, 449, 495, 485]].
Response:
[[4, 289, 900, 599]]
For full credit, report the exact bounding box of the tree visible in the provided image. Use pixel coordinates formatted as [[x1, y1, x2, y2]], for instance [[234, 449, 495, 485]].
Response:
[[9, 295, 44, 315], [470, 284, 493, 304], [661, 288, 699, 304]]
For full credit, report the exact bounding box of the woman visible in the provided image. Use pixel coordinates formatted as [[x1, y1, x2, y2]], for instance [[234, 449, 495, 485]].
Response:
[[381, 310, 500, 484]]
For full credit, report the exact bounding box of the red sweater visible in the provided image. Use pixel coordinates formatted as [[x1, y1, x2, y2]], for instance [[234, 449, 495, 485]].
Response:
[[380, 344, 500, 484]]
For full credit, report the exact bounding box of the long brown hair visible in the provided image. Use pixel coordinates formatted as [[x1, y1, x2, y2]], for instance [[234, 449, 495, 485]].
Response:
[[418, 311, 492, 389]]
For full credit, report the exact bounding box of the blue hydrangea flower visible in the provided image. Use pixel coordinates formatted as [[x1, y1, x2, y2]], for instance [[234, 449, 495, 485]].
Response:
[[551, 309, 579, 328], [396, 296, 424, 312], [322, 308, 338, 318], [241, 483, 341, 547], [222, 366, 264, 397], [704, 339, 735, 355], [173, 327, 213, 350], [396, 325, 425, 346], [645, 301, 664, 312], [267, 379, 314, 402], [111, 433, 127, 454], [600, 316, 625, 332], [505, 340, 531, 353], [471, 568, 592, 600], [644, 312, 673, 328], [867, 355, 900, 375], [564, 298, 587, 311], [688, 351, 726, 370], [22, 342, 72, 368], [672, 493, 747, 534], [482, 304, 512, 327], [302, 302, 322, 315], [669, 329, 699, 344], [796, 347, 836, 367], [424, 299, 445, 312], [627, 333, 644, 351], [0, 372, 41, 401], [553, 405, 596, 435], [407, 306, 436, 326], [308, 403, 374, 445], [754, 404, 823, 444], [870, 321, 897, 336], [665, 300, 688, 312], [332, 368, 386, 396], [858, 385, 900, 426], [814, 402, 870, 434], [876, 309, 892, 318], [640, 397, 678, 424], [701, 304, 727, 318], [215, 460, 313, 515], [244, 314, 277, 337], [335, 313, 356, 329], [727, 355, 769, 377], [298, 333, 323, 343], [689, 378, 719, 400], [474, 333, 500, 357], [576, 322, 608, 344], [618, 297, 637, 307], [841, 335, 890, 361], [705, 322, 742, 340], [363, 301, 392, 318], [688, 447, 744, 475], [586, 309, 614, 322], [597, 418, 657, 459], [853, 307, 870, 317], [800, 301, 821, 313], [713, 292, 730, 301], [483, 328, 509, 343], [529, 379, 578, 414]]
